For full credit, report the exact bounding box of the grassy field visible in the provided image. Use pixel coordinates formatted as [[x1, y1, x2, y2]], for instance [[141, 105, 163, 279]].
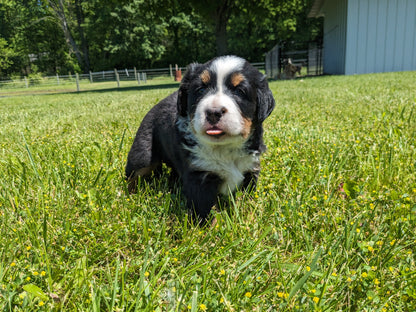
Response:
[[0, 72, 415, 311]]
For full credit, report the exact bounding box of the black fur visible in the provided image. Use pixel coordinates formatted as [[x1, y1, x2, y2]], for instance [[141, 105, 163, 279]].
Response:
[[125, 56, 275, 224]]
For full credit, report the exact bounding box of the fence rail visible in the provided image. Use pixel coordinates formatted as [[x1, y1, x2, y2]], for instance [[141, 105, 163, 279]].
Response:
[[0, 62, 265, 93], [0, 67, 171, 90]]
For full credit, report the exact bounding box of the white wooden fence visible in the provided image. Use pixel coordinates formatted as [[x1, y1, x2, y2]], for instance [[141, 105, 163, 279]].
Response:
[[0, 67, 172, 91], [0, 63, 265, 92]]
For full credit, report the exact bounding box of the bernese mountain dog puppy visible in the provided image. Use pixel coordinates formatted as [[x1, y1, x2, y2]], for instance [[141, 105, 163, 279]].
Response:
[[125, 55, 275, 224]]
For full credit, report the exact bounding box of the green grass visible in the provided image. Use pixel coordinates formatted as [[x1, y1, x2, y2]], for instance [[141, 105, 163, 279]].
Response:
[[1, 72, 415, 311]]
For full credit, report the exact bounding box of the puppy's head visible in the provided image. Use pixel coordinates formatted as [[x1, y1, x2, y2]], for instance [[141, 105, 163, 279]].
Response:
[[177, 56, 275, 146]]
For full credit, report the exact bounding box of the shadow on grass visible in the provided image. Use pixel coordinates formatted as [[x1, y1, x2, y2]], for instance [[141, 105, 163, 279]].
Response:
[[0, 82, 180, 98], [78, 83, 180, 94]]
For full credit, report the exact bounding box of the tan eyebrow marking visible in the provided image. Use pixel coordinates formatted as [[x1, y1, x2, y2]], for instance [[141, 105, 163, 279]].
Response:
[[230, 72, 245, 87], [200, 70, 211, 84]]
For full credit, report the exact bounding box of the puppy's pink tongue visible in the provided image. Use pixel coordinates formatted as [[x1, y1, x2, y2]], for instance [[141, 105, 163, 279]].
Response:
[[206, 128, 223, 136]]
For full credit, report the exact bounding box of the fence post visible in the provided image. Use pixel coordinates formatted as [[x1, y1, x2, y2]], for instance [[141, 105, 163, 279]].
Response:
[[56, 73, 60, 85], [89, 71, 93, 83], [75, 73, 80, 92], [134, 67, 137, 81], [169, 64, 173, 78], [143, 72, 147, 83], [114, 68, 120, 88], [24, 76, 28, 88], [137, 72, 141, 85]]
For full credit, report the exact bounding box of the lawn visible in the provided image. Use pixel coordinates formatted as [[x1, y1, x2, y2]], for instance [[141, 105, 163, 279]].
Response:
[[0, 72, 415, 311]]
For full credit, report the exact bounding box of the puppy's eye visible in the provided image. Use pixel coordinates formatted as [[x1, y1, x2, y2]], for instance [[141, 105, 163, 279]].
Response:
[[234, 87, 246, 97], [196, 87, 206, 96]]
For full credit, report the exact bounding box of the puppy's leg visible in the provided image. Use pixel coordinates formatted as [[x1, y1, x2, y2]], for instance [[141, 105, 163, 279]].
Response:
[[182, 172, 221, 225], [125, 130, 158, 193], [126, 163, 160, 193]]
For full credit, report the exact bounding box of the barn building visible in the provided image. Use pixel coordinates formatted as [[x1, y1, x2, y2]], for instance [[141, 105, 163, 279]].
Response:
[[308, 0, 416, 75]]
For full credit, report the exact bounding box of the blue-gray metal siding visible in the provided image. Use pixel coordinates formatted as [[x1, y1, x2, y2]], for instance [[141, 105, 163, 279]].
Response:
[[345, 0, 416, 75], [321, 0, 348, 74]]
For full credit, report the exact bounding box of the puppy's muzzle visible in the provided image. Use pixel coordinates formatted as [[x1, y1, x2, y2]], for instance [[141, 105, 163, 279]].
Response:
[[205, 107, 228, 125]]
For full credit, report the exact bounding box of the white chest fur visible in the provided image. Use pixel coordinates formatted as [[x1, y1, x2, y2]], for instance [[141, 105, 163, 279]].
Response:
[[188, 144, 260, 194]]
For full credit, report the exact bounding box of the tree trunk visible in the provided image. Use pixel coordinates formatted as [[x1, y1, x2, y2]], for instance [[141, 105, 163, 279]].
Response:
[[215, 16, 228, 56], [48, 0, 83, 70], [75, 0, 90, 73], [213, 0, 233, 56]]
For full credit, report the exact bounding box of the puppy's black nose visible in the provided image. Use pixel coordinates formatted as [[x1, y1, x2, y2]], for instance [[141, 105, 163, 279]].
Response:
[[206, 107, 227, 125]]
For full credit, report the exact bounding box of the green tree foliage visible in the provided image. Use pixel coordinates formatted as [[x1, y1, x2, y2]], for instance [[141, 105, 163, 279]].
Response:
[[228, 0, 322, 62], [0, 0, 80, 76], [161, 0, 215, 67], [87, 0, 168, 69], [0, 0, 321, 77], [0, 38, 14, 75], [0, 0, 31, 76], [187, 0, 234, 56]]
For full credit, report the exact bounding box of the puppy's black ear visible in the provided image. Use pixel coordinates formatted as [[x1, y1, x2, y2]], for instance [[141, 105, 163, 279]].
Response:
[[177, 63, 202, 117], [256, 75, 275, 122]]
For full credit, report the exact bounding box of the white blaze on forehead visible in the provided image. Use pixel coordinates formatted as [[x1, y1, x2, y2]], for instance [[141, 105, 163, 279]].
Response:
[[209, 56, 245, 92]]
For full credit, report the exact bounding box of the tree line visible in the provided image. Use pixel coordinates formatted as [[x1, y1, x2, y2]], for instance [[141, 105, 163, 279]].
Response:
[[0, 0, 322, 78]]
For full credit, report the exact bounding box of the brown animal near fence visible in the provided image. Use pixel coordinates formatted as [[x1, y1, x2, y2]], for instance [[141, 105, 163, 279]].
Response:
[[283, 58, 302, 79]]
